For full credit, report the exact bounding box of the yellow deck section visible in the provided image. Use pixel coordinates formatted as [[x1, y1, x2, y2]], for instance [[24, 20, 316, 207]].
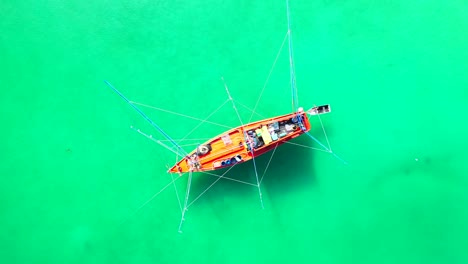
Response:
[[261, 126, 272, 145]]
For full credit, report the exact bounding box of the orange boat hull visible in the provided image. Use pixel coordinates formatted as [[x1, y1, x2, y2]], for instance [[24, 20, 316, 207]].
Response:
[[168, 109, 311, 173]]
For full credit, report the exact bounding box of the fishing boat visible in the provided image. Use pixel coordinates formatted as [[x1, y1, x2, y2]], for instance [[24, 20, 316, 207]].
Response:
[[106, 80, 332, 174], [168, 105, 330, 173], [106, 0, 344, 232]]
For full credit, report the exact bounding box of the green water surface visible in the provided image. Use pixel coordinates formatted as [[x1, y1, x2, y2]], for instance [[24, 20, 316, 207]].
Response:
[[1, 0, 468, 263]]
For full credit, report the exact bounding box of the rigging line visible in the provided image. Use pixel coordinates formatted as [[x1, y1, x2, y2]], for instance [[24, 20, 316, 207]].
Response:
[[146, 130, 182, 215], [158, 138, 213, 142], [329, 151, 348, 165], [222, 77, 244, 126], [117, 173, 186, 226], [170, 156, 183, 213], [222, 77, 264, 209], [130, 101, 231, 129], [171, 178, 183, 214], [159, 143, 182, 213], [304, 131, 330, 152], [170, 142, 204, 148], [249, 148, 264, 209], [286, 0, 299, 110], [169, 169, 183, 213], [177, 99, 231, 145], [105, 81, 188, 157], [152, 128, 173, 168], [313, 111, 332, 152], [260, 143, 279, 184], [186, 164, 238, 209], [248, 31, 289, 123], [234, 100, 267, 119], [130, 126, 184, 158], [199, 171, 258, 187], [304, 132, 348, 165], [178, 171, 193, 233], [284, 141, 330, 153]]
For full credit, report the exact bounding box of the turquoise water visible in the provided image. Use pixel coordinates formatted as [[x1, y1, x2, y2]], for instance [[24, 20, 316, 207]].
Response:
[[1, 0, 468, 263]]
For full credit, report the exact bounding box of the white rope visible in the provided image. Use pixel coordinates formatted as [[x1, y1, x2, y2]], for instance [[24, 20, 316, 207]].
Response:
[[170, 156, 183, 213], [303, 129, 349, 165], [222, 77, 245, 126], [177, 99, 231, 144], [105, 81, 188, 156], [200, 171, 258, 187], [169, 171, 183, 213], [249, 148, 264, 209], [313, 110, 332, 152], [234, 100, 267, 120], [118, 173, 186, 226], [260, 143, 279, 184], [130, 101, 231, 129], [130, 126, 185, 157], [305, 112, 348, 164], [158, 138, 212, 142], [178, 171, 193, 233], [171, 142, 204, 148], [286, 0, 299, 111], [284, 141, 330, 153], [249, 31, 289, 122], [187, 165, 237, 209], [222, 77, 264, 209]]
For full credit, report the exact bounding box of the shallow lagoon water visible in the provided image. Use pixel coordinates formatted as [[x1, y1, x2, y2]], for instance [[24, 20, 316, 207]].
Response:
[[1, 0, 468, 263]]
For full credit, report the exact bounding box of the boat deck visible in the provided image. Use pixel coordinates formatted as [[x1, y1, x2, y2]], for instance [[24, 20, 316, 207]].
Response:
[[168, 110, 310, 173]]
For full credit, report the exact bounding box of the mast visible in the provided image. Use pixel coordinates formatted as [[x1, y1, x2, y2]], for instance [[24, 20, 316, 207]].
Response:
[[286, 0, 299, 110]]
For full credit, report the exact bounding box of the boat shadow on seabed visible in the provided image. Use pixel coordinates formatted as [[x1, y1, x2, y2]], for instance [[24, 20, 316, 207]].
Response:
[[188, 135, 319, 206]]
